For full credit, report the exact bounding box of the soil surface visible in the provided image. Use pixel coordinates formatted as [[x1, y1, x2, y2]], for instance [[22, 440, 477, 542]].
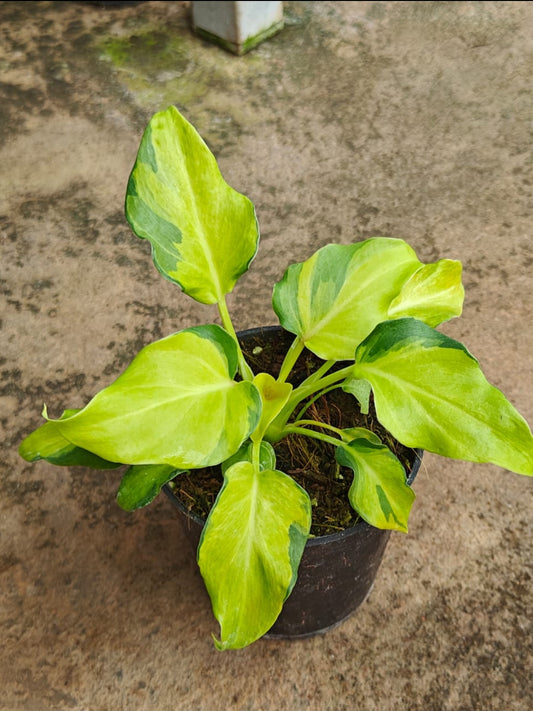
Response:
[[173, 328, 419, 535]]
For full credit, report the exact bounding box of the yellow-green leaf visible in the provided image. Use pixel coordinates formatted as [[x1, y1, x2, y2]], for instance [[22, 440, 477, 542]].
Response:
[[388, 259, 464, 326], [272, 238, 422, 360], [352, 318, 533, 475], [126, 106, 259, 304], [251, 373, 292, 443], [48, 325, 262, 469], [336, 439, 414, 532], [198, 462, 311, 650]]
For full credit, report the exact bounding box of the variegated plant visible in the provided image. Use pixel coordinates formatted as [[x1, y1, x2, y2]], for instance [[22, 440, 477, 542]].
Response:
[[20, 106, 533, 650]]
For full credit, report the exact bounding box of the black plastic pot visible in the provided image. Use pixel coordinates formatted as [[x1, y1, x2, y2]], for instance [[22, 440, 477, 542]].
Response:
[[164, 326, 422, 639]]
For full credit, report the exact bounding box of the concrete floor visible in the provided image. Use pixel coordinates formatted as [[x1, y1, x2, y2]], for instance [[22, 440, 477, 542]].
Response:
[[1, 1, 532, 709]]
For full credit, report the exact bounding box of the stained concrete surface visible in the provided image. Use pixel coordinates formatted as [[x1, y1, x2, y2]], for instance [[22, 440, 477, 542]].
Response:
[[1, 1, 532, 709]]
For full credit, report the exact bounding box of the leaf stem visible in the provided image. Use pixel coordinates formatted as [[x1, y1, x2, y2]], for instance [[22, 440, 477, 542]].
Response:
[[291, 419, 346, 438], [217, 296, 254, 381], [265, 365, 353, 442], [277, 336, 305, 383], [284, 365, 353, 417], [251, 439, 261, 472], [297, 359, 335, 387], [294, 384, 343, 423], [282, 424, 342, 449]]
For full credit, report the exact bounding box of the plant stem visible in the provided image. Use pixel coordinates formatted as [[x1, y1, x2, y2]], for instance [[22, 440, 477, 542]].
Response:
[[217, 296, 254, 381], [277, 336, 305, 383], [285, 364, 353, 417], [282, 424, 342, 449], [292, 419, 346, 438], [265, 365, 353, 442], [294, 384, 342, 422], [297, 359, 335, 387], [251, 439, 261, 472]]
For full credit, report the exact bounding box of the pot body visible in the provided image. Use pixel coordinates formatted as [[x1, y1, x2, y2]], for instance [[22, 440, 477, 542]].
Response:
[[164, 325, 422, 639], [270, 521, 392, 637], [164, 459, 420, 638]]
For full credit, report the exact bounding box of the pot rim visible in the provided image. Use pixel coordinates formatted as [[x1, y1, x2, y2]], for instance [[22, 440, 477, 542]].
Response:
[[164, 446, 422, 546]]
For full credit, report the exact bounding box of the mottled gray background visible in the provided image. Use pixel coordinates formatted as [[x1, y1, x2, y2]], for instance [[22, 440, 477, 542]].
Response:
[[1, 2, 531, 709]]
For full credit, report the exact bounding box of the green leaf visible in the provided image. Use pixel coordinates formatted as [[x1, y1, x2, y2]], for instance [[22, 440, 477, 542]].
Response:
[[352, 318, 533, 475], [125, 106, 259, 304], [19, 409, 120, 469], [342, 377, 372, 414], [336, 439, 414, 531], [221, 440, 276, 474], [388, 259, 464, 326], [117, 464, 182, 511], [198, 461, 312, 650], [272, 238, 422, 360], [49, 325, 262, 469], [340, 427, 381, 445]]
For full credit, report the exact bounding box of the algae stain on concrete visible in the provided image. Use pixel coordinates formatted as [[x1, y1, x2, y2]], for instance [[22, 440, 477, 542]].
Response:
[[97, 30, 209, 108], [102, 31, 188, 75]]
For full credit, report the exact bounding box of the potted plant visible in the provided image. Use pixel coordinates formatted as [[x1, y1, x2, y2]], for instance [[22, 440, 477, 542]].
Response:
[[19, 106, 533, 650]]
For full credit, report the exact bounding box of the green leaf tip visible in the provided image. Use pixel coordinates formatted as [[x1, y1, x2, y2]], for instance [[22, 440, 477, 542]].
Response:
[[19, 410, 121, 470]]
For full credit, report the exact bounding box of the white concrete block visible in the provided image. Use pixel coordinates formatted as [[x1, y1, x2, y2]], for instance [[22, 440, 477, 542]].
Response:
[[191, 1, 284, 54]]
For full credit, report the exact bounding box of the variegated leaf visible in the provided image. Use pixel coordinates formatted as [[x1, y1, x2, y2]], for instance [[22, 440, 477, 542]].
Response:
[[126, 106, 259, 304], [272, 238, 421, 360], [336, 439, 414, 532], [48, 325, 262, 469], [198, 461, 311, 650], [388, 259, 464, 326], [351, 318, 533, 475], [251, 373, 292, 443]]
